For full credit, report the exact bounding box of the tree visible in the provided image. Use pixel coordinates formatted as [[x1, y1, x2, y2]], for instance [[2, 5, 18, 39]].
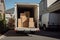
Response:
[[8, 13, 15, 30], [0, 13, 2, 20]]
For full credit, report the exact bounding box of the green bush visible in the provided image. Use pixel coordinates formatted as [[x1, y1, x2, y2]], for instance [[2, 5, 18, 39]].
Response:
[[0, 19, 8, 34]]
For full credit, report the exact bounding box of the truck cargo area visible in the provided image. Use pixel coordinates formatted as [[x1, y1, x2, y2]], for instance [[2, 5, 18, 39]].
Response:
[[14, 3, 39, 32], [17, 5, 38, 28]]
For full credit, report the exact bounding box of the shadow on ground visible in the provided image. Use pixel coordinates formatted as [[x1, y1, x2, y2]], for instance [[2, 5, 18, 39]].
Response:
[[3, 30, 60, 39], [4, 30, 29, 37], [34, 30, 60, 39]]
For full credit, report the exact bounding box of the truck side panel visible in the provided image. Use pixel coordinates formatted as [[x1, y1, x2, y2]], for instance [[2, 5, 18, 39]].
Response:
[[41, 13, 49, 27], [49, 13, 60, 25]]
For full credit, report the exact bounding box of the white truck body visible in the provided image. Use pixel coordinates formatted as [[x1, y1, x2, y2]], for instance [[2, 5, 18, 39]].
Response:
[[14, 3, 39, 32], [41, 13, 60, 28]]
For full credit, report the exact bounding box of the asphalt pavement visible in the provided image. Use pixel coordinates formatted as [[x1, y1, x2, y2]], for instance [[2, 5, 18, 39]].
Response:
[[0, 30, 60, 40]]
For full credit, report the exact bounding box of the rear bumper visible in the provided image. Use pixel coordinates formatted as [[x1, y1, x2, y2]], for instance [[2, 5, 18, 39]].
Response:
[[14, 28, 40, 32]]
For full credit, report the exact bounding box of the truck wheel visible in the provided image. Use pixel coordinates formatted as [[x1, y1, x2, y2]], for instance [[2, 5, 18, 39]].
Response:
[[43, 27, 46, 31], [43, 24, 46, 31]]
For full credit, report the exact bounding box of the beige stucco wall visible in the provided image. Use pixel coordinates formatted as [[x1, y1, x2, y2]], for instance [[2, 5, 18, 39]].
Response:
[[0, 3, 5, 13], [0, 0, 5, 20]]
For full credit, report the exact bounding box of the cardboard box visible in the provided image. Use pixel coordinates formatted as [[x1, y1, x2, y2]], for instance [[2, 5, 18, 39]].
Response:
[[20, 13, 27, 22], [23, 19, 29, 27], [29, 18, 34, 22], [18, 19, 22, 28], [20, 13, 25, 16], [29, 18, 35, 28], [20, 13, 29, 28], [24, 11, 30, 18], [29, 22, 35, 28]]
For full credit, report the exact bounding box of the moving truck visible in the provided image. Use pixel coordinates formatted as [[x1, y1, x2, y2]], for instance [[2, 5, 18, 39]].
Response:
[[41, 13, 60, 30], [14, 3, 40, 33]]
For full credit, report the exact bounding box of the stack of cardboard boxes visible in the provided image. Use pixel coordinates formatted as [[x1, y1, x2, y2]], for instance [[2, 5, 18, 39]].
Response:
[[24, 11, 30, 18], [29, 18, 34, 28], [18, 19, 22, 28], [23, 19, 29, 27], [23, 11, 30, 27], [20, 13, 27, 23], [18, 11, 35, 28]]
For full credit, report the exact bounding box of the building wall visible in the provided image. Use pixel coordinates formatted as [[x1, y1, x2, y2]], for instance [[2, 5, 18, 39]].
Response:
[[0, 0, 5, 20], [39, 0, 47, 24], [39, 0, 47, 15], [47, 0, 60, 13], [47, 0, 57, 7]]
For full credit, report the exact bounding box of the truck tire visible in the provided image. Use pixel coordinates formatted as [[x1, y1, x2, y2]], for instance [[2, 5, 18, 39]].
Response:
[[43, 26, 46, 31], [43, 24, 46, 31]]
